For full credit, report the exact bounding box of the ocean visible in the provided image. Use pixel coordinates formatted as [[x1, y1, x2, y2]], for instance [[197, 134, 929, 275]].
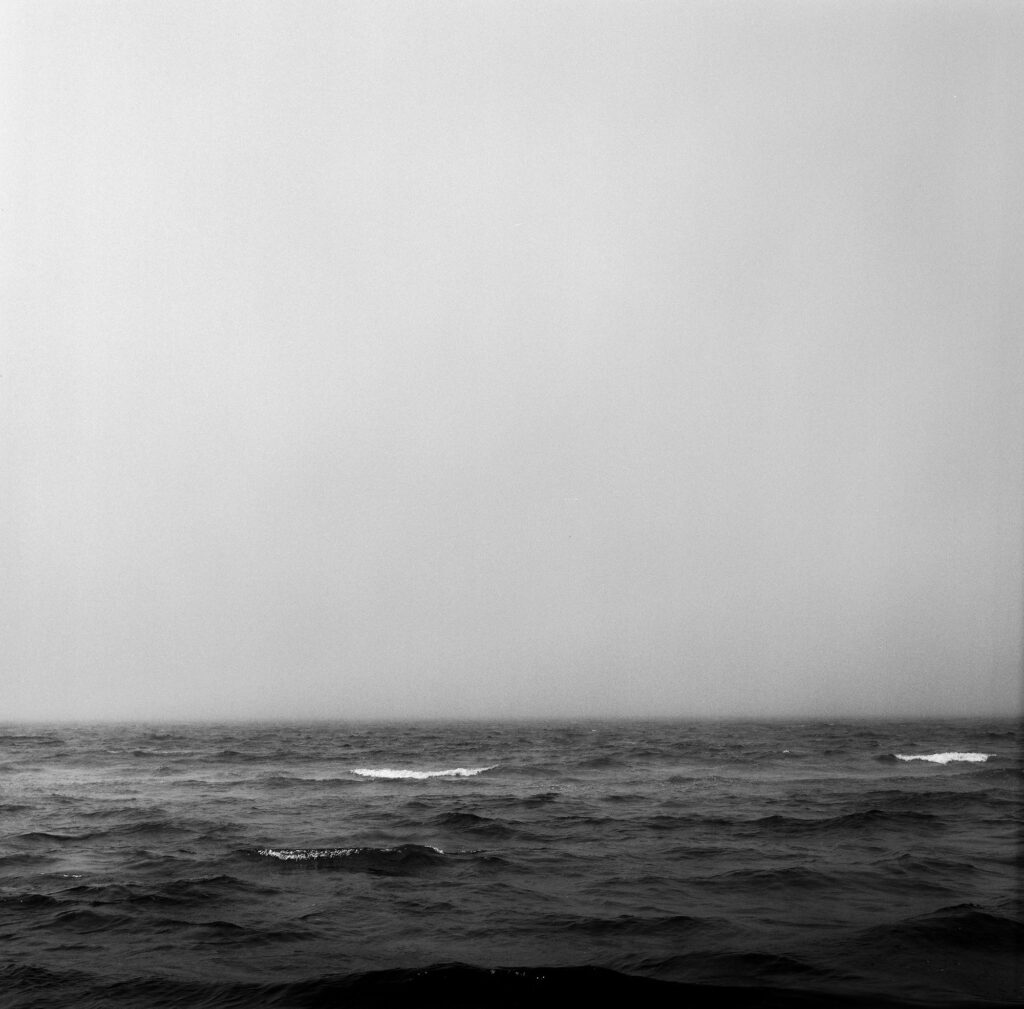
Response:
[[0, 719, 1020, 1007]]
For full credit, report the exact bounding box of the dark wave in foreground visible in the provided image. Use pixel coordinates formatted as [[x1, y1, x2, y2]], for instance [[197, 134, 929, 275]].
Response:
[[4, 962, 1020, 1009]]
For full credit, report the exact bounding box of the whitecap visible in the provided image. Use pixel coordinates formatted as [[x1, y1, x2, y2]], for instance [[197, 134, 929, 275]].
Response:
[[351, 766, 495, 779], [257, 845, 444, 861], [894, 752, 992, 764], [258, 847, 362, 861]]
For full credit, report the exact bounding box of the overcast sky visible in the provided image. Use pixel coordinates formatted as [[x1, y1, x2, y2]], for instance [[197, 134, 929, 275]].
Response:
[[2, 1, 1021, 721]]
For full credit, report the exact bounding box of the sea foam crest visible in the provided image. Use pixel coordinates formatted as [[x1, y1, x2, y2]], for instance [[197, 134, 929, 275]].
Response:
[[895, 752, 992, 764], [257, 845, 444, 861], [351, 766, 494, 779]]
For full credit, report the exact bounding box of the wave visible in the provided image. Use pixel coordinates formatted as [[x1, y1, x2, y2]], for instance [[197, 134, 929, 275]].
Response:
[[635, 950, 845, 986], [0, 960, 961, 1009], [30, 907, 137, 934], [0, 892, 62, 910], [256, 773, 361, 789], [969, 765, 1024, 784], [489, 791, 559, 809], [859, 787, 990, 806], [751, 809, 938, 834], [856, 904, 1024, 954], [206, 748, 306, 763], [352, 766, 495, 779], [161, 918, 312, 944], [557, 912, 724, 938], [16, 830, 99, 843], [872, 853, 978, 878], [253, 843, 447, 874], [0, 733, 64, 745], [702, 865, 842, 891], [0, 852, 53, 869], [890, 752, 993, 764], [577, 755, 624, 769], [431, 810, 519, 838], [58, 875, 257, 906], [16, 819, 236, 845]]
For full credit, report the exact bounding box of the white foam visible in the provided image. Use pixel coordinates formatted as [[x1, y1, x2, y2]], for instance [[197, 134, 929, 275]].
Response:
[[895, 752, 992, 764], [258, 847, 362, 861], [257, 845, 444, 861], [351, 766, 495, 779]]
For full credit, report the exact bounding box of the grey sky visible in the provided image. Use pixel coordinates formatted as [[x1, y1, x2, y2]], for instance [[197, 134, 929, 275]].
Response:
[[2, 1, 1021, 721]]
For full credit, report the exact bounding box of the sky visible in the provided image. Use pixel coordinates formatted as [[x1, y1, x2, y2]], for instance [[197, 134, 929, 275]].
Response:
[[2, 1, 1021, 722]]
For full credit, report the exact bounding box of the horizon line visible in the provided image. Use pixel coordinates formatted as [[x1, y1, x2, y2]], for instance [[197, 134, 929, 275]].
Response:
[[2, 712, 1020, 726]]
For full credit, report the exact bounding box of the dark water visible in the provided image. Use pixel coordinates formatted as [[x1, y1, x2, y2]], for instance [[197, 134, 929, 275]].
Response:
[[1, 719, 1020, 1008]]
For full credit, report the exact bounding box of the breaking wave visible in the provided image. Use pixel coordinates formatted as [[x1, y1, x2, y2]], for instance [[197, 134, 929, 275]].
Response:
[[893, 752, 992, 764], [352, 766, 495, 779], [253, 844, 448, 874]]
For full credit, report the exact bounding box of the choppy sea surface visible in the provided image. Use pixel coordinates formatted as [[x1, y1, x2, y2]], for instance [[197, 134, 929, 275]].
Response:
[[1, 719, 1020, 1007]]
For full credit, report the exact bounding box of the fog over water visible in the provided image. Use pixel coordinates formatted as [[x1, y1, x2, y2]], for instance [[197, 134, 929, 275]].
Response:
[[3, 2, 1021, 721]]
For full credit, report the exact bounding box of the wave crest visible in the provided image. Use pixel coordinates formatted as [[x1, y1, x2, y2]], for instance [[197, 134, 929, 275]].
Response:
[[254, 844, 447, 874], [352, 766, 494, 779], [894, 752, 992, 764]]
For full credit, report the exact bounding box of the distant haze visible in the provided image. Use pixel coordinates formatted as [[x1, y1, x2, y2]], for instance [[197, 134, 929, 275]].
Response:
[[3, 1, 1021, 721]]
